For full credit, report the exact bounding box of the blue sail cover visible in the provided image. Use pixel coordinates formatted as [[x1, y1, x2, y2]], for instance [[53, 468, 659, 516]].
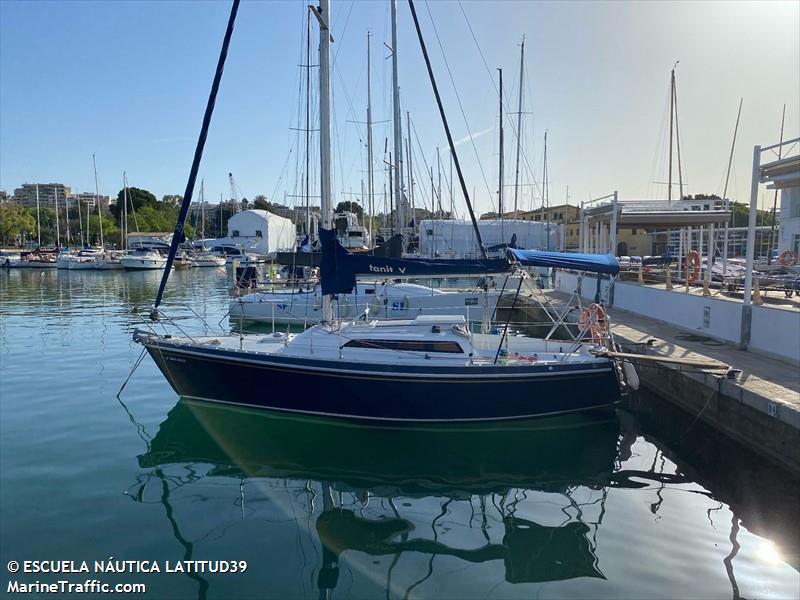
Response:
[[508, 248, 620, 275], [320, 228, 510, 295]]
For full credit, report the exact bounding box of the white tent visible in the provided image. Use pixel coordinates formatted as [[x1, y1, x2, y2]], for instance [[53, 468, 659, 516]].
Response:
[[201, 209, 296, 255], [418, 219, 562, 258]]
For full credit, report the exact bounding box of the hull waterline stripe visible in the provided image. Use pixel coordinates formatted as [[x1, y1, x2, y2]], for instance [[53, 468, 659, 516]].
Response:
[[178, 394, 617, 423]]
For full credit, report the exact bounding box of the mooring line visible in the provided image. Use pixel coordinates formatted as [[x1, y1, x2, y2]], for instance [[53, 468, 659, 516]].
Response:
[[117, 347, 147, 399]]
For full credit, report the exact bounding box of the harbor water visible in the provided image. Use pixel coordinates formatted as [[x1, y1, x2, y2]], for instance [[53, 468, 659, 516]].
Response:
[[1, 268, 798, 599]]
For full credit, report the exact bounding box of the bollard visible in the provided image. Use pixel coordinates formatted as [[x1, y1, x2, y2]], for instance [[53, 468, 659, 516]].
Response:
[[665, 266, 673, 290], [638, 263, 644, 284], [702, 269, 711, 297], [753, 276, 764, 305]]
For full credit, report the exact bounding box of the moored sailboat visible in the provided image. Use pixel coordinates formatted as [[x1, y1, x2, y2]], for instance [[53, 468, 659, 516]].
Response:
[[134, 0, 624, 422]]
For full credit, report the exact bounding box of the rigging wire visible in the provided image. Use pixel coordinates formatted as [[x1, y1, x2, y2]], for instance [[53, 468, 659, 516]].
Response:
[[456, 0, 545, 207], [422, 0, 495, 213]]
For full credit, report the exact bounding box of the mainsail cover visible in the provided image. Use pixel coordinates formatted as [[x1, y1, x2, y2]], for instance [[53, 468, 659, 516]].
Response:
[[508, 248, 620, 275], [320, 228, 510, 295]]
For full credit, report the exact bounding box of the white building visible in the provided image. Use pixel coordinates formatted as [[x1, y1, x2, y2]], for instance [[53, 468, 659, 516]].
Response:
[[202, 209, 295, 255], [778, 186, 800, 255], [418, 219, 561, 258]]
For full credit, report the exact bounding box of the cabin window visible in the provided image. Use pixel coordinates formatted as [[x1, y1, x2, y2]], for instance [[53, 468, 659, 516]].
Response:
[[255, 230, 263, 238], [232, 230, 240, 237], [343, 339, 464, 353]]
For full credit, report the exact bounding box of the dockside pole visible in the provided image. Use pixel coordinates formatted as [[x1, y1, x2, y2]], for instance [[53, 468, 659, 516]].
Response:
[[740, 145, 761, 349]]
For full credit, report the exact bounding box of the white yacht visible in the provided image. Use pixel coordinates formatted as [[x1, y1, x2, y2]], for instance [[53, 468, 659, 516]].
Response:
[[192, 252, 226, 267], [334, 211, 370, 250], [120, 249, 167, 270], [94, 252, 125, 270], [1, 250, 22, 267]]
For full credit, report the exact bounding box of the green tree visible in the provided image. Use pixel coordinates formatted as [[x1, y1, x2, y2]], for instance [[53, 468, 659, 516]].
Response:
[[110, 187, 158, 219], [0, 204, 36, 246], [253, 195, 271, 211], [82, 214, 119, 246]]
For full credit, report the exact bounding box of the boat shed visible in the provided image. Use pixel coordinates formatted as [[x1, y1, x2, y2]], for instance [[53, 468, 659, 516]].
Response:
[[201, 209, 296, 255]]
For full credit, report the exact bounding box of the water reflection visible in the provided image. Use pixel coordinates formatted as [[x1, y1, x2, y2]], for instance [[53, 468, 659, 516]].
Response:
[[134, 401, 621, 596]]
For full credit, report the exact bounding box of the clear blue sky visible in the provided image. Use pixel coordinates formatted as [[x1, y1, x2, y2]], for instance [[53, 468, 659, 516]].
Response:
[[1, 0, 798, 217]]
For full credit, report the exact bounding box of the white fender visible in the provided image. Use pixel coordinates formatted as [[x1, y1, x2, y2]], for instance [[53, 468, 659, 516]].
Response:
[[622, 360, 640, 391]]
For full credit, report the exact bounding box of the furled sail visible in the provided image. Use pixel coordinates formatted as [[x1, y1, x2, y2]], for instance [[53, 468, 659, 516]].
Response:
[[507, 248, 620, 275]]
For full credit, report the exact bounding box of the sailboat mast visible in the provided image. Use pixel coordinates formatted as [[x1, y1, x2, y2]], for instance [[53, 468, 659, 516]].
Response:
[[316, 0, 333, 322], [390, 0, 405, 234], [200, 179, 205, 240], [540, 131, 547, 225], [35, 184, 41, 247], [388, 152, 394, 234], [721, 98, 742, 279], [366, 31, 374, 245], [305, 10, 312, 238], [93, 154, 103, 248], [437, 146, 442, 219], [407, 111, 414, 222], [513, 36, 525, 215], [54, 186, 60, 247], [668, 63, 676, 203], [541, 131, 549, 250], [123, 173, 129, 251], [767, 104, 786, 264], [77, 190, 84, 247], [64, 190, 71, 246], [673, 72, 683, 199], [449, 150, 453, 217], [498, 68, 504, 235]]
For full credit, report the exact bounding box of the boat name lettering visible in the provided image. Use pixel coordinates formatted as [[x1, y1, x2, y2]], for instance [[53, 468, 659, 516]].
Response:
[[166, 356, 186, 363], [368, 264, 407, 274]]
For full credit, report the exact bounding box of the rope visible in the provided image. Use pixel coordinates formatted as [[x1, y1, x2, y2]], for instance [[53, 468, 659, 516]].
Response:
[[116, 347, 147, 399]]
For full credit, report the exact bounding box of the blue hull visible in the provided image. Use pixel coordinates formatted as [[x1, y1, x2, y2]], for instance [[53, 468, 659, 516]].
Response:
[[144, 340, 620, 422]]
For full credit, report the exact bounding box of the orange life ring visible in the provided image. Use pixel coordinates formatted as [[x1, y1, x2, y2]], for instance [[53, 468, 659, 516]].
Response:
[[778, 250, 798, 267], [685, 250, 701, 283], [579, 303, 608, 346]]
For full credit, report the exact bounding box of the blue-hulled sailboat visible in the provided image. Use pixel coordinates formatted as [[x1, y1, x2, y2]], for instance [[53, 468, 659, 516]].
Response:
[[134, 0, 623, 422]]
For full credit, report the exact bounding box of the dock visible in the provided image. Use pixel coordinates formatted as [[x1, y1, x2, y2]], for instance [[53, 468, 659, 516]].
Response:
[[542, 290, 800, 474]]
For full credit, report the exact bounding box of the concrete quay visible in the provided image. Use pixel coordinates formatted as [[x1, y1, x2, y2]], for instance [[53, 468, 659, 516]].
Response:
[[541, 291, 800, 474]]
